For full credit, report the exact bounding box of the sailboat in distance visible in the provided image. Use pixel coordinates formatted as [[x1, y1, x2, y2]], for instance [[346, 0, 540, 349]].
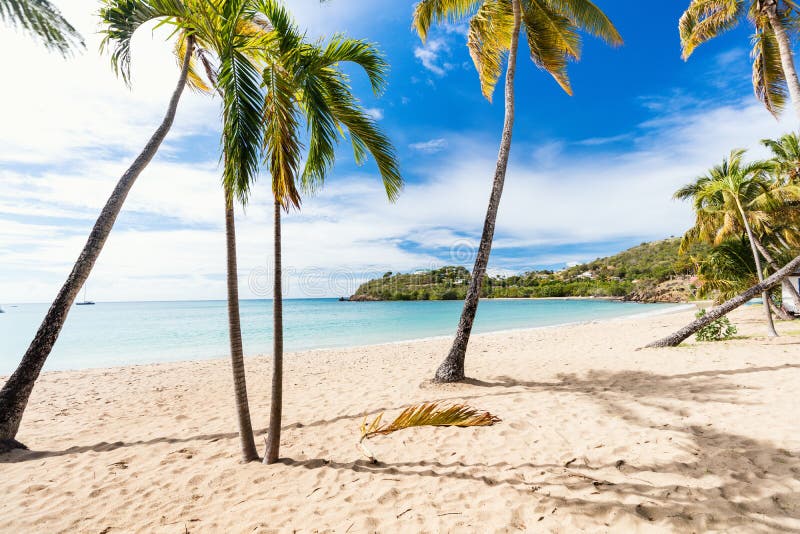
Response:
[[76, 286, 95, 306]]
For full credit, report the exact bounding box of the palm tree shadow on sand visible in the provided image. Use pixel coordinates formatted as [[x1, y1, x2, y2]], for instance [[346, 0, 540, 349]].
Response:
[[279, 364, 800, 531], [4, 364, 800, 530]]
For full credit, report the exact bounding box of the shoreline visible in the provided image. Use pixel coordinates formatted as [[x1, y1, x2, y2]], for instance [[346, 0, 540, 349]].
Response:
[[3, 305, 800, 532], [0, 302, 692, 378]]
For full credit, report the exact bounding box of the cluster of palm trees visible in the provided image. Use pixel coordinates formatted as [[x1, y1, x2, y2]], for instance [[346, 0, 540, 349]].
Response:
[[3, 0, 800, 461], [0, 0, 401, 462], [647, 0, 800, 347], [676, 138, 800, 336]]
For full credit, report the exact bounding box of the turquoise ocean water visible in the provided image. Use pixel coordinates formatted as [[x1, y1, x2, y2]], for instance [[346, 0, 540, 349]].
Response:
[[0, 299, 680, 373]]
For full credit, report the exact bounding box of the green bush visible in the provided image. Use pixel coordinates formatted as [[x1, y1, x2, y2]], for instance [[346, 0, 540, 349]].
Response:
[[694, 309, 737, 342]]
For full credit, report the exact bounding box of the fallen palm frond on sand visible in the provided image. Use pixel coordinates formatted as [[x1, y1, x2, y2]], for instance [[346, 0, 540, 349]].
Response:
[[357, 402, 501, 463]]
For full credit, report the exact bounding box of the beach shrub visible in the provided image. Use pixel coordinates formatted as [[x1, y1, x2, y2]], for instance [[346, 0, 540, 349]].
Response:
[[694, 309, 737, 341]]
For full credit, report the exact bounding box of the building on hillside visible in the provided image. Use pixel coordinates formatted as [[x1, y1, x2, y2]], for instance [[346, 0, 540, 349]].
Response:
[[783, 269, 800, 315]]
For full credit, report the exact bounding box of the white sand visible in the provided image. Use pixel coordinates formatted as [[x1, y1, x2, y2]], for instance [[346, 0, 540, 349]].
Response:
[[2, 305, 800, 533]]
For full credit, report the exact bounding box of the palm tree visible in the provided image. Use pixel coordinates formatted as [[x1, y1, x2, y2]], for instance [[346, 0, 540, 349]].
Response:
[[675, 149, 780, 336], [680, 0, 800, 119], [0, 0, 83, 55], [258, 0, 401, 463], [646, 253, 800, 347], [0, 3, 197, 453], [0, 0, 266, 456], [697, 236, 759, 301], [412, 0, 622, 382], [100, 0, 274, 462]]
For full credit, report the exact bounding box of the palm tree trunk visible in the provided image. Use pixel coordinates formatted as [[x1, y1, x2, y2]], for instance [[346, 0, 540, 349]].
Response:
[[264, 200, 283, 464], [433, 0, 522, 383], [0, 36, 196, 453], [735, 199, 778, 337], [646, 252, 800, 347], [764, 1, 800, 121], [752, 237, 799, 318], [224, 189, 259, 462]]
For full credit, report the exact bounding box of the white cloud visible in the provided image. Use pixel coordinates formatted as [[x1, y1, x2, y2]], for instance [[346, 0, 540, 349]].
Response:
[[414, 38, 452, 76], [3, 2, 799, 303], [409, 138, 448, 153], [364, 107, 384, 120]]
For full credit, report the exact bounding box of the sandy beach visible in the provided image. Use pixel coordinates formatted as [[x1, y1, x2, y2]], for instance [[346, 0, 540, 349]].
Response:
[[2, 304, 800, 533]]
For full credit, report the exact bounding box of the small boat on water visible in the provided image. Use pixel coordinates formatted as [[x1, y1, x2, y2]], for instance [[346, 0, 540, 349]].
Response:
[[0, 306, 4, 313], [76, 287, 95, 306]]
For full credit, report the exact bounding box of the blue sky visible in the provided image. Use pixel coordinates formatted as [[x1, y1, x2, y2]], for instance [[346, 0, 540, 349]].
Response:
[[0, 0, 797, 302]]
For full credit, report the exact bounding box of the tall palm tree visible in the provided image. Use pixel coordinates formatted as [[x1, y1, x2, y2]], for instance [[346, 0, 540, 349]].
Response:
[[0, 0, 266, 456], [0, 0, 83, 55], [412, 0, 622, 382], [0, 2, 197, 453], [680, 0, 800, 119], [675, 149, 780, 336], [100, 0, 273, 462], [258, 0, 402, 463]]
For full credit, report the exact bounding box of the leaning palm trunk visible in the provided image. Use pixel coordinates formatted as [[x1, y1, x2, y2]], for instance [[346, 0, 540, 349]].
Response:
[[646, 253, 800, 347], [735, 199, 778, 336], [224, 189, 259, 462], [753, 237, 799, 318], [0, 37, 195, 452], [434, 0, 522, 383], [264, 200, 283, 464], [763, 1, 800, 121]]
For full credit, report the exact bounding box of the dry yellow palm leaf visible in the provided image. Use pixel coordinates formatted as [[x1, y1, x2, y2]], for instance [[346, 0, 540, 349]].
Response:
[[357, 402, 501, 463]]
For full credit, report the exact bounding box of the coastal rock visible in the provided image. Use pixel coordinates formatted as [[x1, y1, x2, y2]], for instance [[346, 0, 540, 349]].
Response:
[[624, 276, 697, 303]]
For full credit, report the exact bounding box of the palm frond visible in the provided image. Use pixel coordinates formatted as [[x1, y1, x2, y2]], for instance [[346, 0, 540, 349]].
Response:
[[318, 35, 389, 94], [263, 59, 302, 208], [679, 0, 745, 60], [524, 0, 581, 95], [546, 0, 623, 46], [324, 79, 403, 201], [174, 31, 213, 93], [217, 0, 266, 204], [100, 0, 188, 84], [358, 402, 501, 462], [751, 22, 787, 118], [467, 0, 513, 101], [0, 0, 84, 56], [412, 0, 482, 41]]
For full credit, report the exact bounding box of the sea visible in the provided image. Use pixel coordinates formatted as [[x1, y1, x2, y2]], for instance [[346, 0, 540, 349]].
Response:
[[0, 298, 682, 373]]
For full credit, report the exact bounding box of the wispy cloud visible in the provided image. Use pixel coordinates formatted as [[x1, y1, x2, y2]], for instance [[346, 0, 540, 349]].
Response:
[[409, 138, 448, 153], [414, 38, 452, 76], [364, 107, 384, 120], [575, 134, 631, 146]]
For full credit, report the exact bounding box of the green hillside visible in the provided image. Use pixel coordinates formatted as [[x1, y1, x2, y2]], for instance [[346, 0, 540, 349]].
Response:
[[349, 238, 710, 302]]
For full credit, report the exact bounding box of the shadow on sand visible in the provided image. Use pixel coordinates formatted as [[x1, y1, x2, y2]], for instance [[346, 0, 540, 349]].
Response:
[[5, 363, 800, 530]]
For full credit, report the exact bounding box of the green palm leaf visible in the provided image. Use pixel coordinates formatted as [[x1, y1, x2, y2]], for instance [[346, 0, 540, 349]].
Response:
[[0, 0, 84, 56]]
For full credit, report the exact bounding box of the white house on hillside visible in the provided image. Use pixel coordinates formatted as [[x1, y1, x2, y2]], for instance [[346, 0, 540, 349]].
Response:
[[783, 269, 800, 315]]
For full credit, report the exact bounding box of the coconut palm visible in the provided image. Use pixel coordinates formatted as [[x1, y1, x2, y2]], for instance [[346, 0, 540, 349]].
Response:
[[698, 236, 759, 300], [680, 0, 800, 119], [413, 0, 622, 382], [675, 149, 781, 336], [0, 0, 266, 456], [0, 0, 83, 55], [100, 0, 276, 462], [258, 0, 401, 463], [647, 253, 800, 347]]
